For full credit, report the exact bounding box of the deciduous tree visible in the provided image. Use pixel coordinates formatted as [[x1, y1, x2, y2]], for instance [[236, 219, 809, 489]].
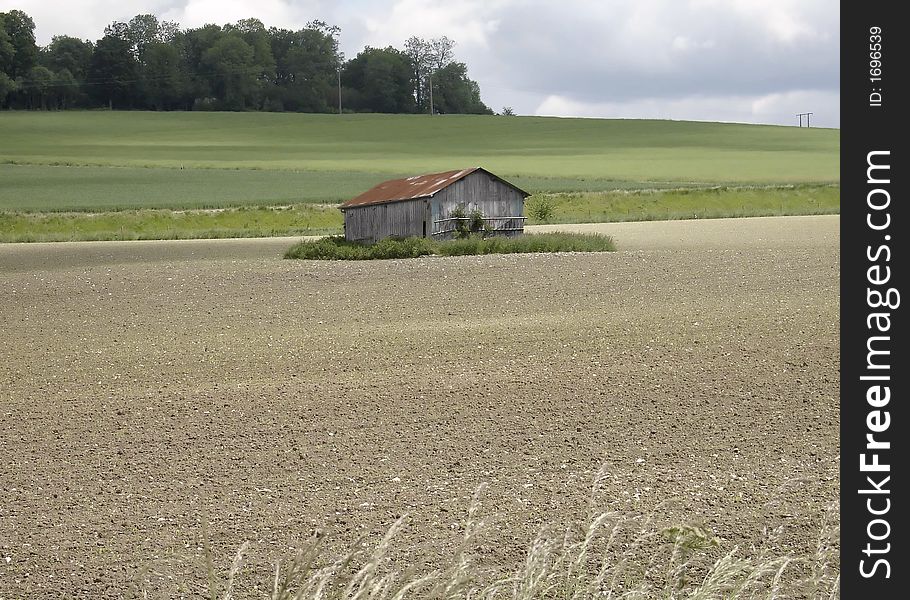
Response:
[[202, 35, 256, 110], [0, 9, 38, 79], [142, 42, 182, 109], [432, 62, 491, 115], [87, 34, 139, 109], [342, 46, 414, 113], [40, 36, 93, 80], [52, 68, 77, 108], [22, 64, 53, 109]]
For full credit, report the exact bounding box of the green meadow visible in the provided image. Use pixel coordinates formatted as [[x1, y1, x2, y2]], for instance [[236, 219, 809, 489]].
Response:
[[0, 164, 713, 213], [0, 111, 839, 241]]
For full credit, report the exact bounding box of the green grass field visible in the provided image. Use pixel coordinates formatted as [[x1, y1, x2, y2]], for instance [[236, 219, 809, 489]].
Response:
[[0, 164, 714, 212], [531, 184, 841, 224], [0, 204, 340, 243], [0, 185, 839, 243], [0, 111, 839, 241]]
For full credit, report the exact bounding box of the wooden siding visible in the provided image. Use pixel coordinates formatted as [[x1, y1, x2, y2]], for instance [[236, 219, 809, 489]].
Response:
[[431, 171, 526, 238], [343, 170, 525, 243], [343, 198, 430, 243]]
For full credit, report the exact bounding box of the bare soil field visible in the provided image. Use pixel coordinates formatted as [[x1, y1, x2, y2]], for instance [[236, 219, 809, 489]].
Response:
[[0, 216, 839, 598]]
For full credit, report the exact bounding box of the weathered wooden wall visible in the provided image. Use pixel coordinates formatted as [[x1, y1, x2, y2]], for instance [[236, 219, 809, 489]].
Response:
[[343, 171, 525, 243], [343, 198, 430, 243], [431, 171, 526, 237]]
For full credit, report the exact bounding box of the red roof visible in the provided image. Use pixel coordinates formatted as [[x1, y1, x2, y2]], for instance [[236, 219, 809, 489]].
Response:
[[339, 167, 528, 208]]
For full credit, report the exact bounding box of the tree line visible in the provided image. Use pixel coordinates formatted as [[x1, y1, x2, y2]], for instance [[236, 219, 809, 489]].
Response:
[[0, 10, 493, 114]]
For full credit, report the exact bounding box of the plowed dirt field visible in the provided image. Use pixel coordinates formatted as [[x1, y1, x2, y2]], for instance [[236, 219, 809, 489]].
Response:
[[0, 216, 839, 598]]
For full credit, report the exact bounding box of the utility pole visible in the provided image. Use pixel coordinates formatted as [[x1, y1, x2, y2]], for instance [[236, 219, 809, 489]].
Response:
[[337, 66, 342, 115], [796, 112, 813, 127], [428, 72, 434, 115]]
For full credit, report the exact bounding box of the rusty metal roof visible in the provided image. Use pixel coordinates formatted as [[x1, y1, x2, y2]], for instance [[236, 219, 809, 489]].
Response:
[[339, 167, 529, 208]]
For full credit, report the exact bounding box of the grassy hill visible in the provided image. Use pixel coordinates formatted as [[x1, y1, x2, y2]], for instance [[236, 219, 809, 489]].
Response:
[[2, 112, 837, 208], [0, 111, 839, 241]]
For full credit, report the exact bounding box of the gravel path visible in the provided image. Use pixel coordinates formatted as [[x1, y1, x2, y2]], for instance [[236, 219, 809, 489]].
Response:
[[0, 216, 839, 597]]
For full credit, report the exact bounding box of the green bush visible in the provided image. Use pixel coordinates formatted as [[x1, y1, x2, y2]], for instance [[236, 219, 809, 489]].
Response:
[[284, 233, 615, 260], [284, 236, 436, 260], [368, 236, 435, 259], [527, 196, 556, 223]]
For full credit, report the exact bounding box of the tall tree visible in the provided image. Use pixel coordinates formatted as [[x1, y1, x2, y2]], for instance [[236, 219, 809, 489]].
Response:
[[52, 67, 77, 109], [0, 15, 15, 75], [126, 14, 161, 63], [225, 18, 275, 109], [40, 36, 93, 80], [271, 21, 341, 112], [105, 14, 179, 64], [404, 36, 456, 113], [142, 42, 182, 109], [428, 36, 455, 72], [342, 46, 414, 114], [202, 35, 256, 110], [87, 34, 139, 108], [0, 72, 18, 108], [0, 9, 38, 79], [1, 11, 492, 114], [403, 36, 430, 110], [175, 24, 222, 104], [22, 64, 53, 109], [432, 62, 491, 115]]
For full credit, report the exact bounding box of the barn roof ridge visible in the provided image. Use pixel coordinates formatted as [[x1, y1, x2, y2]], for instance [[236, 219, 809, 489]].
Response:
[[339, 167, 529, 209]]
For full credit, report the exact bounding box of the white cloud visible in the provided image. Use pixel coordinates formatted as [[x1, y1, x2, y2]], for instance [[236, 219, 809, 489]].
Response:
[[688, 0, 828, 44], [357, 0, 503, 48], [7, 1, 178, 42], [3, 0, 839, 126], [161, 0, 325, 29], [535, 89, 839, 128]]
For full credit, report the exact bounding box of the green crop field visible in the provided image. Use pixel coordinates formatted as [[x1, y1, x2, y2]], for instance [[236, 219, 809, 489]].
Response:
[[0, 164, 715, 213], [0, 111, 839, 241]]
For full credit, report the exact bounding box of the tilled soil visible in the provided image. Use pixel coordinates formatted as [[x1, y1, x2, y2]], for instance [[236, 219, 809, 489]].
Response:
[[0, 216, 839, 598]]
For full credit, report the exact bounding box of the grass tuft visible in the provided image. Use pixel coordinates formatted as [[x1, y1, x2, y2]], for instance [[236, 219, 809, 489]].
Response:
[[128, 478, 840, 599]]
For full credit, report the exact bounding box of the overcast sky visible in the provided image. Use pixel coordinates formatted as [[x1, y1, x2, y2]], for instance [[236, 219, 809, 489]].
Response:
[[4, 0, 840, 127]]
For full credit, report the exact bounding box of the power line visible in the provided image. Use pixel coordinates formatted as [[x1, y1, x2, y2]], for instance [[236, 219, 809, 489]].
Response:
[[13, 61, 335, 89], [796, 112, 813, 127]]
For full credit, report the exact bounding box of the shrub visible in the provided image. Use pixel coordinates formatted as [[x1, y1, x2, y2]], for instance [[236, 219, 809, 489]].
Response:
[[468, 209, 486, 233], [285, 233, 615, 260], [284, 235, 435, 260], [368, 236, 435, 259], [527, 196, 556, 223]]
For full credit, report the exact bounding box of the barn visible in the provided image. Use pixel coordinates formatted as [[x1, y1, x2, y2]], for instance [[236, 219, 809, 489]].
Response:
[[339, 167, 530, 243]]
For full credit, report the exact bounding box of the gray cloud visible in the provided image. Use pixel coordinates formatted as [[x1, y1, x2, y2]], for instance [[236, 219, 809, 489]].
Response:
[[6, 0, 840, 126], [486, 1, 838, 102]]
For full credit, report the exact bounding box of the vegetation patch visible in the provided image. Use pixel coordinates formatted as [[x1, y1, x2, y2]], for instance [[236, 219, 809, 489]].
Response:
[[525, 184, 840, 224], [0, 204, 341, 243], [284, 232, 616, 260], [130, 483, 840, 599], [0, 164, 402, 212], [1, 185, 838, 243], [0, 112, 840, 185], [0, 164, 718, 213]]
